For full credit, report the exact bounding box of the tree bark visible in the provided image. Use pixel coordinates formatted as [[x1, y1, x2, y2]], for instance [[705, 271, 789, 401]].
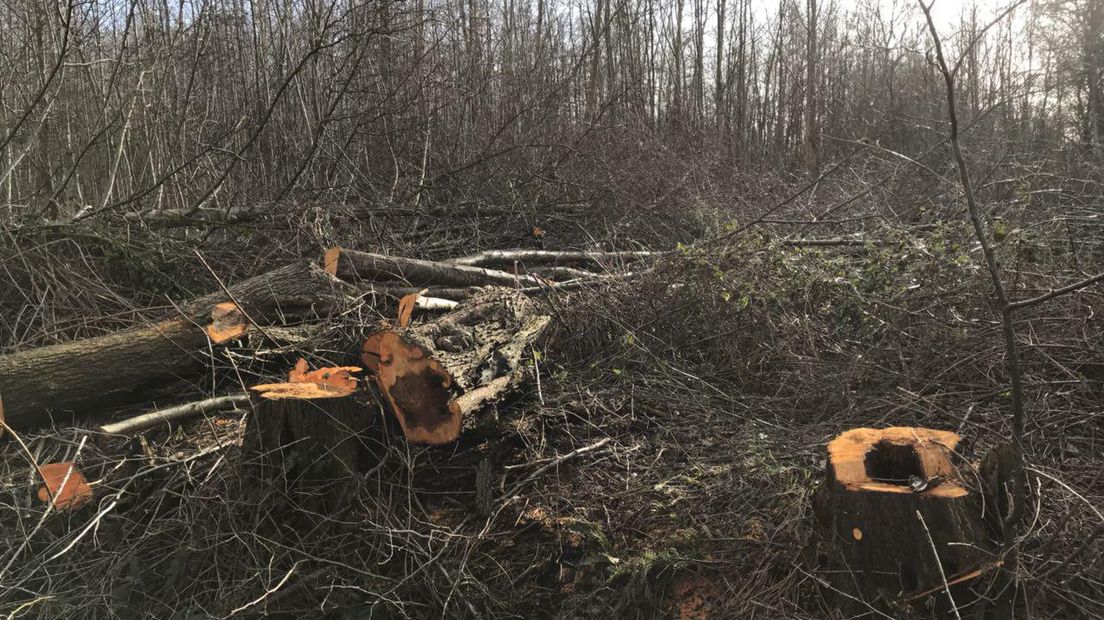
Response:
[[97, 393, 250, 435], [361, 287, 550, 445], [242, 377, 378, 515], [0, 261, 347, 429], [325, 247, 543, 288], [811, 427, 996, 615], [447, 249, 655, 269]]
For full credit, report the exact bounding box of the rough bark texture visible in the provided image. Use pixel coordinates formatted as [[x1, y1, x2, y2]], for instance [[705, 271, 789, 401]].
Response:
[[0, 261, 347, 429], [0, 319, 215, 430], [362, 287, 550, 445], [326, 247, 543, 288], [811, 427, 996, 615], [242, 385, 378, 515], [448, 249, 655, 269], [183, 261, 348, 323]]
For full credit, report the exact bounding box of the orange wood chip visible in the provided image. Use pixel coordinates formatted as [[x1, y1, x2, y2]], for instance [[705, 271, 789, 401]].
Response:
[[323, 247, 342, 276], [396, 293, 419, 328], [37, 462, 93, 510], [285, 358, 360, 391], [206, 302, 249, 343]]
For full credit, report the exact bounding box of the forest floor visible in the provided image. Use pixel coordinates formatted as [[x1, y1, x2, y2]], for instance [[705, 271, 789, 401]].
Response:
[[2, 181, 1103, 618]]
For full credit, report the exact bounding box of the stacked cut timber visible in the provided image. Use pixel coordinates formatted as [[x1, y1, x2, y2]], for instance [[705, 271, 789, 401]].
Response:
[[0, 262, 346, 430], [243, 362, 376, 514], [811, 427, 997, 615], [361, 287, 550, 445]]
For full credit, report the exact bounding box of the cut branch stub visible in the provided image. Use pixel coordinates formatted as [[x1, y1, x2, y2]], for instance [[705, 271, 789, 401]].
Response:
[[206, 302, 249, 343], [811, 427, 995, 614], [362, 331, 460, 445]]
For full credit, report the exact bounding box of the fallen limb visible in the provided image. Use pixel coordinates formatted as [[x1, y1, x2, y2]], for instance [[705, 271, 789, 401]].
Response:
[[325, 247, 543, 288], [448, 249, 655, 268], [97, 393, 251, 435]]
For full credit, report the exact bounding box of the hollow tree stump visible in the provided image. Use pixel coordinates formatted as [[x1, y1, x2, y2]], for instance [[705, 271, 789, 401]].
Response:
[[242, 363, 377, 514], [361, 287, 550, 445], [811, 427, 997, 615]]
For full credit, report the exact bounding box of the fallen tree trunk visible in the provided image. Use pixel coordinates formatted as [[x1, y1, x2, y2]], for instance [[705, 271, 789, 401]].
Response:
[[361, 287, 550, 445], [0, 261, 347, 430], [447, 249, 656, 268], [325, 247, 544, 288], [811, 427, 996, 615]]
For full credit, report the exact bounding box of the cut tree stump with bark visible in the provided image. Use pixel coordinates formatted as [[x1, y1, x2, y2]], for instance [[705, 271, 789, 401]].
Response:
[[0, 261, 347, 430], [242, 362, 377, 514], [811, 427, 997, 615], [361, 287, 550, 445]]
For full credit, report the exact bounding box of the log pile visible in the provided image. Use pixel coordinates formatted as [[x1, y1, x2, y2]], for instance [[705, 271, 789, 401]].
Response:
[[0, 246, 633, 439]]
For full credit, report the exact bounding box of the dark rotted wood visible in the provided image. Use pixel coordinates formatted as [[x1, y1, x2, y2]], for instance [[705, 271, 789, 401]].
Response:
[[361, 287, 550, 445], [810, 427, 997, 616]]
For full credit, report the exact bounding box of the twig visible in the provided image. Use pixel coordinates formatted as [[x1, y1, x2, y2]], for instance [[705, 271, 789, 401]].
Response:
[[1008, 270, 1104, 310], [97, 393, 250, 435], [502, 438, 611, 500], [226, 560, 304, 617], [916, 509, 962, 620]]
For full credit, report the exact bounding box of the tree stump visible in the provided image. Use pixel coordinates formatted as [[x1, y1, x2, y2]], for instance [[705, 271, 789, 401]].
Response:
[[242, 363, 378, 515], [811, 427, 997, 615], [361, 287, 550, 445]]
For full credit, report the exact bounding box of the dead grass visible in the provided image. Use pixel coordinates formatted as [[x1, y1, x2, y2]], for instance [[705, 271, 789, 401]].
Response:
[[2, 182, 1103, 618]]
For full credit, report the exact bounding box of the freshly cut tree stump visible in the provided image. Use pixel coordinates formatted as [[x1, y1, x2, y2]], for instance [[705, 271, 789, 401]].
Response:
[[243, 364, 376, 514], [361, 287, 550, 445], [811, 427, 996, 614]]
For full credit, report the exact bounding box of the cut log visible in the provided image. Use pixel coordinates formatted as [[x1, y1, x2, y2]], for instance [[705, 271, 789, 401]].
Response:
[[447, 249, 656, 269], [242, 364, 377, 514], [362, 287, 550, 445], [811, 427, 996, 614], [0, 261, 347, 430], [185, 261, 348, 323], [325, 247, 543, 288]]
